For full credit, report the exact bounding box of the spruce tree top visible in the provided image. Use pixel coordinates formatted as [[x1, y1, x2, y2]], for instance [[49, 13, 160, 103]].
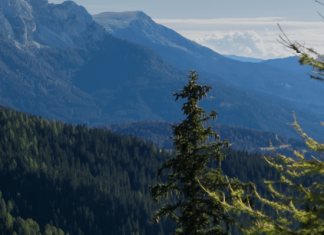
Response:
[[151, 70, 242, 235]]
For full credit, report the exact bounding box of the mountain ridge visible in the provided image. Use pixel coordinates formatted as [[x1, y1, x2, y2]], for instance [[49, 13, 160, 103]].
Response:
[[93, 11, 324, 111], [0, 0, 322, 140], [0, 0, 105, 49], [222, 54, 264, 63]]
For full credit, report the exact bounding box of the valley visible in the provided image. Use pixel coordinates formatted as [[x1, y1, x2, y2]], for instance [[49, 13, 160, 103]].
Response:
[[0, 0, 323, 234]]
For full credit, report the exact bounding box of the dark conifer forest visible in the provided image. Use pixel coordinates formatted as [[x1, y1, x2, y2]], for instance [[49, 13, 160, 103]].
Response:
[[0, 104, 321, 234]]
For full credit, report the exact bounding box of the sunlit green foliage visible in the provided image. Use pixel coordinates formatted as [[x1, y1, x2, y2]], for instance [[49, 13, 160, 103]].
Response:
[[0, 190, 67, 235], [202, 114, 324, 234]]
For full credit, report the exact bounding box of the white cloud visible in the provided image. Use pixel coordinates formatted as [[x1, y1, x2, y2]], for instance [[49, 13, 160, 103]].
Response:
[[154, 17, 286, 26], [193, 31, 292, 59], [154, 18, 323, 31], [154, 17, 324, 59]]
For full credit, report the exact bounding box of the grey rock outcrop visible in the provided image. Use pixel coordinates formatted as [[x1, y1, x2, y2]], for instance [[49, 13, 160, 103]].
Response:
[[0, 0, 35, 44], [0, 0, 105, 49]]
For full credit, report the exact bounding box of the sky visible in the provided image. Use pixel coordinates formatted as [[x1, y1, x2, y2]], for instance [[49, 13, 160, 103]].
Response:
[[49, 0, 324, 59]]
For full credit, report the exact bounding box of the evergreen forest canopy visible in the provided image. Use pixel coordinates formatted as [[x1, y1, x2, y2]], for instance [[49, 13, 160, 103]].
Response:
[[0, 99, 322, 235]]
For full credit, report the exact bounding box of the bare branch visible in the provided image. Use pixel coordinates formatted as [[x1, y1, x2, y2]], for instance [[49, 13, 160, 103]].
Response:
[[318, 11, 324, 20], [277, 23, 324, 81], [316, 0, 324, 5], [277, 24, 301, 54], [316, 0, 324, 19]]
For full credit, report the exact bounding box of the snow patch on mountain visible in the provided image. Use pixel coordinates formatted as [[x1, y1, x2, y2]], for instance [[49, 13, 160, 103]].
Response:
[[93, 11, 192, 52], [0, 0, 105, 49]]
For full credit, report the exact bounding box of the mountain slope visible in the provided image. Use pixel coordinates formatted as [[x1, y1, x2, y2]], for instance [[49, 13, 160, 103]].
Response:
[[93, 11, 227, 74], [1, 105, 321, 235], [0, 105, 175, 235], [0, 0, 322, 140], [93, 11, 324, 114], [0, 0, 105, 48]]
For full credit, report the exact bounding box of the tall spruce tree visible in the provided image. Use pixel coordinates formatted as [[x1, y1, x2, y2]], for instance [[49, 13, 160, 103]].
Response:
[[150, 70, 253, 235]]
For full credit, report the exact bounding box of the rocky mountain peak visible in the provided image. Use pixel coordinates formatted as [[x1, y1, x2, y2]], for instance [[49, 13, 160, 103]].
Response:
[[93, 11, 153, 33], [93, 10, 196, 51], [0, 0, 35, 44], [0, 0, 105, 49]]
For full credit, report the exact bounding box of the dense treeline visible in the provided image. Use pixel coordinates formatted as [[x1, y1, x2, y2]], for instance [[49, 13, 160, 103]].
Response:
[[0, 190, 66, 235], [0, 105, 176, 235], [0, 105, 321, 234]]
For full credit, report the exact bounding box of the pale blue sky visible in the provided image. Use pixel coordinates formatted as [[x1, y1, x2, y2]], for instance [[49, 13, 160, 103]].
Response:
[[49, 0, 321, 20], [48, 0, 324, 59]]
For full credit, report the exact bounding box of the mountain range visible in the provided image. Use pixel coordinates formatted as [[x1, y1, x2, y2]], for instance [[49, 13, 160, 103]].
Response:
[[0, 0, 322, 140], [0, 2, 323, 235], [93, 11, 322, 107]]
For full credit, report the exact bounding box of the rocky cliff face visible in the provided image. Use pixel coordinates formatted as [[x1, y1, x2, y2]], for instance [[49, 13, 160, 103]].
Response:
[[0, 0, 105, 49]]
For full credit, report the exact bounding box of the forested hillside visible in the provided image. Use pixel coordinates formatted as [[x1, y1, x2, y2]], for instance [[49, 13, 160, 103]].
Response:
[[0, 191, 66, 235], [0, 105, 321, 234], [0, 105, 175, 235]]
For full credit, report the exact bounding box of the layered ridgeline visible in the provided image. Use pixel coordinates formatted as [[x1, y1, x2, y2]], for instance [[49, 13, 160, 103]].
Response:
[[222, 54, 264, 63], [93, 11, 324, 138], [1, 105, 320, 234], [0, 0, 321, 140], [100, 121, 313, 158], [92, 11, 319, 108]]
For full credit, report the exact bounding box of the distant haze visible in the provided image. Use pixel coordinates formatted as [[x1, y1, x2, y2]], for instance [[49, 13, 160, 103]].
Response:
[[0, 0, 323, 141], [49, 0, 324, 59]]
